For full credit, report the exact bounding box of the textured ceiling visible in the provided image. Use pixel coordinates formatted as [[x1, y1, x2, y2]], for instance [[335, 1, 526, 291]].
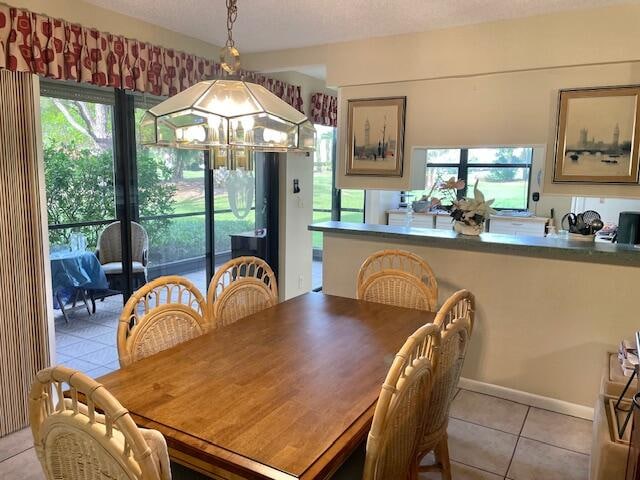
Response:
[[84, 0, 633, 53]]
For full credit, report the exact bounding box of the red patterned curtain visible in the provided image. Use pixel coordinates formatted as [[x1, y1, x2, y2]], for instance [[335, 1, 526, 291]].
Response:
[[0, 3, 304, 112], [311, 92, 337, 127]]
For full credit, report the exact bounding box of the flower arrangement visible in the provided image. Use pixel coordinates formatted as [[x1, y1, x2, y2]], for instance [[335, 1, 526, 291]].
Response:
[[414, 172, 459, 211], [439, 177, 496, 235]]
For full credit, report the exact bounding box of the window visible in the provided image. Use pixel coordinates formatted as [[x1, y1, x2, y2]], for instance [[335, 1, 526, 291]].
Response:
[[312, 125, 365, 290], [417, 147, 533, 210], [41, 86, 117, 252]]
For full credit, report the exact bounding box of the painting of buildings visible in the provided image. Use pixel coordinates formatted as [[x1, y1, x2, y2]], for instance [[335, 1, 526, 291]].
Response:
[[554, 87, 640, 183], [346, 97, 406, 176]]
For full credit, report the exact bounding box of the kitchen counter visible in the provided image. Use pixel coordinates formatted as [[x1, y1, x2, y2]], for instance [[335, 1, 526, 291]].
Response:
[[309, 220, 640, 414], [309, 221, 640, 267]]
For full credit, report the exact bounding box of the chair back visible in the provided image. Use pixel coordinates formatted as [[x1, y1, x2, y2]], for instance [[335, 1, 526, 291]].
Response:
[[357, 249, 437, 306], [358, 270, 436, 311], [419, 289, 475, 456], [118, 276, 207, 367], [29, 365, 163, 480], [363, 323, 440, 480], [98, 221, 148, 265], [208, 256, 278, 328]]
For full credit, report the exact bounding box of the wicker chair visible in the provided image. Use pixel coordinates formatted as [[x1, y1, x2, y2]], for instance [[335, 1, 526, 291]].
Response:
[[29, 365, 170, 480], [358, 270, 436, 312], [417, 289, 475, 479], [208, 256, 278, 328], [96, 221, 149, 291], [362, 323, 441, 480], [117, 276, 207, 367], [357, 250, 438, 310]]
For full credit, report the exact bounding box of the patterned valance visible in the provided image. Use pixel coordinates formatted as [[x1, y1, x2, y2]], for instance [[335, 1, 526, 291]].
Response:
[[311, 92, 337, 127], [0, 3, 303, 112]]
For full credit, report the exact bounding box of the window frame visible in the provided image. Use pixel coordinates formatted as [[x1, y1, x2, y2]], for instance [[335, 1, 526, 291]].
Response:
[[425, 147, 533, 210]]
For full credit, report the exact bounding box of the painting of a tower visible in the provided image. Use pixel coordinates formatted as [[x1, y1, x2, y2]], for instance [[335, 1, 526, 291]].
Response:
[[346, 97, 406, 177], [364, 118, 370, 147]]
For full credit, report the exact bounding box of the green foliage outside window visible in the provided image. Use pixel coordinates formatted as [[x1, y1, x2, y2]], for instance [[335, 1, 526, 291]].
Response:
[[44, 142, 176, 249]]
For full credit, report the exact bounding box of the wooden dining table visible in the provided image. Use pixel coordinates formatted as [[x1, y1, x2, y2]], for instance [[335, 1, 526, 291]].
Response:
[[97, 292, 435, 480]]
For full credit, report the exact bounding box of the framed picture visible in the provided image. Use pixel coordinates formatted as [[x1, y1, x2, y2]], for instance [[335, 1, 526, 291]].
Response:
[[346, 97, 406, 176], [553, 86, 640, 183]]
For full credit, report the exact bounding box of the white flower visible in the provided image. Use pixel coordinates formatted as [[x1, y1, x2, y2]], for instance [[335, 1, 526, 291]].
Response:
[[451, 180, 496, 222]]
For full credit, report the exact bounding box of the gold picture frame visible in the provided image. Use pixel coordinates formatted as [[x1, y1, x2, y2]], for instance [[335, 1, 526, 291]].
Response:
[[346, 97, 406, 177], [553, 86, 640, 184]]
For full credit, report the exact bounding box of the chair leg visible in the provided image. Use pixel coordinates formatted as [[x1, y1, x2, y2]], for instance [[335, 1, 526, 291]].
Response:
[[56, 292, 69, 324], [434, 434, 452, 480], [79, 289, 91, 316]]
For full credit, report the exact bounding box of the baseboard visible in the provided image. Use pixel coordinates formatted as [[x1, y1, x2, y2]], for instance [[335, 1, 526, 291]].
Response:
[[458, 377, 594, 420]]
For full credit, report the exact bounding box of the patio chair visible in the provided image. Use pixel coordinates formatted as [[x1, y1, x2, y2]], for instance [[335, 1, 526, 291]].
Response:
[[96, 221, 149, 292]]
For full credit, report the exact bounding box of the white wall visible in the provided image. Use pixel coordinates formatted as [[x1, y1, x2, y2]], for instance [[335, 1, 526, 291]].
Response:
[[364, 191, 400, 225], [278, 152, 314, 300], [573, 197, 640, 225]]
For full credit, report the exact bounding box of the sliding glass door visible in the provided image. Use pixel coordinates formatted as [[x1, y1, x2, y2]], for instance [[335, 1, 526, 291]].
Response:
[[41, 87, 117, 254], [134, 105, 208, 293], [311, 125, 365, 290], [41, 81, 278, 376]]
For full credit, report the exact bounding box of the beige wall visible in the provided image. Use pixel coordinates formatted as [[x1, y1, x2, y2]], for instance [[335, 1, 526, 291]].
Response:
[[278, 152, 314, 300], [7, 0, 218, 58], [243, 3, 640, 88], [243, 3, 640, 203], [337, 61, 640, 213], [321, 232, 639, 409]]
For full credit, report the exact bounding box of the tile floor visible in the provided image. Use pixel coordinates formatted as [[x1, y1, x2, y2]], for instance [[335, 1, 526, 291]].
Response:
[[0, 389, 592, 480], [53, 294, 125, 377]]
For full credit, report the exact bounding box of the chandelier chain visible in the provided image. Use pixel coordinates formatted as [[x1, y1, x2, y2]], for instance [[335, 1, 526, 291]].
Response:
[[226, 0, 238, 48]]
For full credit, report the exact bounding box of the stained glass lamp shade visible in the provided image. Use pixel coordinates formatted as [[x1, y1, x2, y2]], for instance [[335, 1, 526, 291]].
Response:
[[140, 79, 315, 152]]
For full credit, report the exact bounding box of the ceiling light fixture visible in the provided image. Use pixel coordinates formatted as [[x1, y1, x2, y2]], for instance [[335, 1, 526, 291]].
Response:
[[140, 0, 315, 155]]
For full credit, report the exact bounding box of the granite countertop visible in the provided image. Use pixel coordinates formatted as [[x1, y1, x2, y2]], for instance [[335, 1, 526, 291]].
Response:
[[308, 221, 640, 267]]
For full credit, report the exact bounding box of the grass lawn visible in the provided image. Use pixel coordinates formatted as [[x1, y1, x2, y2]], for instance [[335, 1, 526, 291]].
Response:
[[164, 169, 364, 252], [312, 170, 365, 248], [473, 180, 528, 209]]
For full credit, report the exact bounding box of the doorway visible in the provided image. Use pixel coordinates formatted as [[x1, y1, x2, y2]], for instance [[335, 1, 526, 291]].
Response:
[[40, 80, 278, 376]]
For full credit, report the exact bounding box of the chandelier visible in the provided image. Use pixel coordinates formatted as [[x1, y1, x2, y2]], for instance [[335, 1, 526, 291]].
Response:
[[140, 0, 315, 154]]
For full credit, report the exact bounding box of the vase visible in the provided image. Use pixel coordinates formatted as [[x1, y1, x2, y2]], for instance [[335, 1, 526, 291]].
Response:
[[453, 221, 483, 236]]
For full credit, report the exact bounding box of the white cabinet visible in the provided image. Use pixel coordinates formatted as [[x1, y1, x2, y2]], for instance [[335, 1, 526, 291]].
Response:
[[388, 211, 410, 226], [387, 210, 455, 230], [434, 214, 454, 231], [412, 215, 435, 228], [488, 216, 548, 237], [387, 210, 435, 228]]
